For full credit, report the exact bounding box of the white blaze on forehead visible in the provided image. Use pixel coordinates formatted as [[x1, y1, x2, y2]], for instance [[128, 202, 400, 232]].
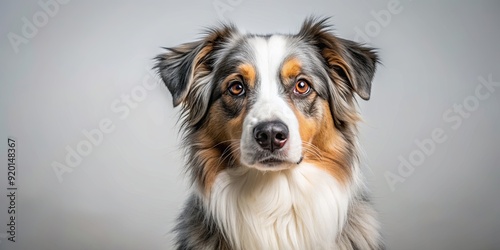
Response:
[[240, 35, 302, 166], [250, 35, 288, 100], [247, 35, 293, 120]]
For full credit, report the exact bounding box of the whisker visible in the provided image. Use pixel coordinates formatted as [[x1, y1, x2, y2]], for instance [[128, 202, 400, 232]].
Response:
[[301, 141, 324, 160], [213, 141, 240, 170]]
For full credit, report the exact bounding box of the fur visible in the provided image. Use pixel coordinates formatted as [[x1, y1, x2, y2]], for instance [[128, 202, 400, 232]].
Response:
[[155, 17, 384, 249]]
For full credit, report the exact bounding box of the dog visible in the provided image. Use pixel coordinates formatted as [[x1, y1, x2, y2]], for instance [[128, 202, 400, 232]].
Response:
[[155, 17, 384, 250]]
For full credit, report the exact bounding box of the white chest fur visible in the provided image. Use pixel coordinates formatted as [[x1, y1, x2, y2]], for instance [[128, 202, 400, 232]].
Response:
[[206, 164, 350, 250]]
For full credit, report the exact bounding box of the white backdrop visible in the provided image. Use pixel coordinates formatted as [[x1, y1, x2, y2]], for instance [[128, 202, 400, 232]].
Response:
[[1, 1, 499, 249]]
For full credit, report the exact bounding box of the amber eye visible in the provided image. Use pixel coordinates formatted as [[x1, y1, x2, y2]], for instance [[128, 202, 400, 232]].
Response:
[[227, 81, 245, 96], [294, 80, 311, 95]]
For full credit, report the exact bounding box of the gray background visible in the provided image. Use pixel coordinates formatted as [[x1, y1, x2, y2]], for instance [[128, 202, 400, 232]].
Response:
[[1, 1, 499, 249]]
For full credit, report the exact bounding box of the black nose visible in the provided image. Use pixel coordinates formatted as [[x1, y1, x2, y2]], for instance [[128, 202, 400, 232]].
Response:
[[253, 121, 289, 152]]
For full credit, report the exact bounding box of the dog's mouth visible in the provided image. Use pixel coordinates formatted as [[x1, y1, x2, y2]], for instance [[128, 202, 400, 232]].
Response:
[[260, 157, 285, 166], [254, 155, 303, 170]]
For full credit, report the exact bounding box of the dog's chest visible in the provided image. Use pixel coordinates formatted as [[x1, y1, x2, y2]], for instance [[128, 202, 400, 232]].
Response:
[[208, 164, 350, 249]]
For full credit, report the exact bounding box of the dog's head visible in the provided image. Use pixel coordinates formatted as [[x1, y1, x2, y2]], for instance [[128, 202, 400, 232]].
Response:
[[155, 17, 378, 191]]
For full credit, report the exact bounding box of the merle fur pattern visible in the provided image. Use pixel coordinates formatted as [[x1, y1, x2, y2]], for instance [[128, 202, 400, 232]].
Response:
[[155, 17, 385, 250]]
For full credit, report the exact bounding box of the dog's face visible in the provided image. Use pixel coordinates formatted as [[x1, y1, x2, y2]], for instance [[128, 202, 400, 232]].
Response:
[[155, 18, 378, 191]]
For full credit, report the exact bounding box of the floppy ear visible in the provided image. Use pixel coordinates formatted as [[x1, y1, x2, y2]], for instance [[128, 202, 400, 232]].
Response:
[[154, 24, 238, 107], [299, 17, 379, 100], [334, 38, 378, 100], [154, 40, 206, 107]]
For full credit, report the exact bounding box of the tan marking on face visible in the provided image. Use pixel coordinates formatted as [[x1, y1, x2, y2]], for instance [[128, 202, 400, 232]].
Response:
[[238, 64, 256, 88], [195, 141, 226, 196], [292, 100, 351, 185], [196, 101, 247, 195], [281, 58, 302, 79]]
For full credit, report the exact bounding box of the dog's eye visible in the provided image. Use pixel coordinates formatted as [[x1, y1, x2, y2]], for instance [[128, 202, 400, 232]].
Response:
[[228, 81, 245, 96], [294, 80, 311, 95]]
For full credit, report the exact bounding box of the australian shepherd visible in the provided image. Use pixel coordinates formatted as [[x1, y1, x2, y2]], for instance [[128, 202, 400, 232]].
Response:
[[155, 17, 384, 250]]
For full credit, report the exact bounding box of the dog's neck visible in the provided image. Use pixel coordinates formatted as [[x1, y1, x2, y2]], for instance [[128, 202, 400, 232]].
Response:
[[205, 163, 351, 249]]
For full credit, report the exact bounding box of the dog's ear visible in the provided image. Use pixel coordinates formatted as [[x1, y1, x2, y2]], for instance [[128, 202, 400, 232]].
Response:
[[154, 24, 238, 107], [299, 17, 378, 100]]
